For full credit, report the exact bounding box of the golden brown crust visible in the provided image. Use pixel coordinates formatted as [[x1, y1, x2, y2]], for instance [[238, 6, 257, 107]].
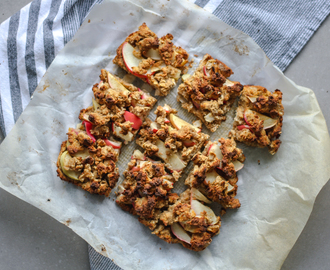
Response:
[[136, 105, 209, 181], [113, 23, 189, 96], [229, 85, 284, 154], [185, 139, 245, 209], [116, 152, 221, 251], [177, 54, 243, 132], [56, 139, 119, 196]]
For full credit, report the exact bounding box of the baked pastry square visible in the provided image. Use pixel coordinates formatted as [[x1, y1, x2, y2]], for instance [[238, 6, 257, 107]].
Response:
[[57, 128, 120, 196], [177, 54, 243, 132], [185, 138, 245, 210], [79, 69, 157, 143], [113, 23, 189, 96], [229, 85, 284, 155], [116, 151, 221, 251], [136, 105, 209, 180]]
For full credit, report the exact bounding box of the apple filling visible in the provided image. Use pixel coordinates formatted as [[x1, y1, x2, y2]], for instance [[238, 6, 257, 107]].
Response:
[[229, 85, 284, 155], [136, 105, 209, 180], [113, 23, 189, 96], [177, 54, 244, 132]]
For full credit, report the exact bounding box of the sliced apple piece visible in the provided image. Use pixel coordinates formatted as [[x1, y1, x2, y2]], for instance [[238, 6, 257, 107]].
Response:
[[181, 74, 191, 82], [104, 139, 122, 149], [223, 80, 235, 87], [205, 170, 220, 184], [233, 160, 244, 172], [183, 140, 196, 147], [155, 140, 185, 171], [150, 122, 159, 133], [227, 182, 235, 192], [237, 124, 250, 131], [60, 151, 82, 181], [203, 66, 209, 77], [113, 124, 134, 142], [191, 188, 211, 204], [92, 98, 100, 110], [191, 199, 218, 225], [73, 148, 90, 159], [155, 140, 170, 161], [132, 150, 146, 160], [122, 42, 145, 77], [145, 48, 161, 60], [83, 121, 96, 143], [171, 223, 191, 244], [124, 111, 142, 130], [247, 96, 258, 103], [192, 120, 202, 130], [136, 160, 148, 168], [107, 71, 130, 95], [207, 143, 223, 160], [167, 153, 186, 171], [204, 112, 215, 123], [169, 114, 201, 132], [255, 112, 277, 129]]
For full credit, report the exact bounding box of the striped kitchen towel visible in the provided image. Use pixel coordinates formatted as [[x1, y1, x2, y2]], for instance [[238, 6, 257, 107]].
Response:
[[0, 0, 330, 269]]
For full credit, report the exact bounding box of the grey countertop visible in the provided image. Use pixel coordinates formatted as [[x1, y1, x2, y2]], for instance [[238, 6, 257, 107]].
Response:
[[0, 1, 329, 269]]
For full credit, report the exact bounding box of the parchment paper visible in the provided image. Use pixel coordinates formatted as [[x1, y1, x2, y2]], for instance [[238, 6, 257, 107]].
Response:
[[0, 0, 330, 269]]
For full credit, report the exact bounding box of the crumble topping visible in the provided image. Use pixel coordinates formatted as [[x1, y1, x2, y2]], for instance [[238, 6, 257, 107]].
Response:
[[229, 85, 284, 154], [113, 23, 189, 96], [185, 138, 245, 209], [136, 105, 209, 180], [177, 54, 243, 132]]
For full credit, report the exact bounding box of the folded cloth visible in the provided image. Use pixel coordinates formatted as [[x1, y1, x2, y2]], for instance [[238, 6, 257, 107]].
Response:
[[0, 0, 329, 269]]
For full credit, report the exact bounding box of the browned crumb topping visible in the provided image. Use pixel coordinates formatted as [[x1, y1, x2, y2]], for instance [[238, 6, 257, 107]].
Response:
[[80, 69, 157, 142], [229, 85, 284, 154], [113, 23, 189, 96], [185, 138, 245, 209], [136, 105, 209, 180], [116, 151, 222, 251], [57, 137, 120, 196], [116, 153, 176, 229], [177, 54, 243, 132]]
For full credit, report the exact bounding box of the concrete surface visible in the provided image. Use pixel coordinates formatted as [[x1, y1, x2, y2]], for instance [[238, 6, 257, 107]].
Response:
[[0, 1, 329, 270]]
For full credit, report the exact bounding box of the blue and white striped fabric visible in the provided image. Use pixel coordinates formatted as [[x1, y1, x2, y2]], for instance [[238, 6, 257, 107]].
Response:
[[0, 0, 330, 269]]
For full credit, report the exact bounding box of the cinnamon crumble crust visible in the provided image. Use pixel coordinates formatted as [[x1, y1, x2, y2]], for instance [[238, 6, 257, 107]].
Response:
[[136, 105, 209, 180], [113, 23, 189, 96], [177, 54, 243, 132], [229, 85, 284, 154]]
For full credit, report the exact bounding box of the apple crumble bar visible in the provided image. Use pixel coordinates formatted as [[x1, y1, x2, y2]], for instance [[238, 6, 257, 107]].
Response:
[[116, 151, 221, 251], [113, 23, 189, 96], [229, 85, 284, 155], [136, 105, 209, 180], [57, 128, 120, 196], [177, 54, 243, 132], [79, 69, 157, 143], [185, 138, 245, 210]]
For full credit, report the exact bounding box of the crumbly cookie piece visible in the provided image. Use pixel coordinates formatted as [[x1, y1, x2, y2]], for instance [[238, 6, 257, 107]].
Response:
[[79, 69, 157, 143], [116, 154, 221, 252], [116, 150, 177, 230], [185, 138, 245, 209], [155, 188, 221, 251], [229, 85, 284, 155], [113, 23, 189, 96], [136, 105, 209, 180], [177, 54, 243, 132], [56, 128, 120, 196]]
